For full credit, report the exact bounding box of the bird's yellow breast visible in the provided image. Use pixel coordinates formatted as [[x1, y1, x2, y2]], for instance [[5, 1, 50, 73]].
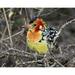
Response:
[[27, 29, 48, 54], [27, 40, 48, 54]]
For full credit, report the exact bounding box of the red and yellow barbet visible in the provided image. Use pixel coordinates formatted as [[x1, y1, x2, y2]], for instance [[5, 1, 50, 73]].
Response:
[[27, 18, 48, 54]]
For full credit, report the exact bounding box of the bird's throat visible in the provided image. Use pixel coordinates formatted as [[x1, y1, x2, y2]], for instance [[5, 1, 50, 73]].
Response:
[[27, 30, 42, 43]]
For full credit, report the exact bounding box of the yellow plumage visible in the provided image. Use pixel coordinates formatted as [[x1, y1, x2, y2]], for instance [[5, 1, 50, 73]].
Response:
[[26, 18, 48, 54], [27, 35, 48, 54]]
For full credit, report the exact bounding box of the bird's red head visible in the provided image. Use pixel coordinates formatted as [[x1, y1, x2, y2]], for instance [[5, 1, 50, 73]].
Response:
[[34, 18, 46, 32]]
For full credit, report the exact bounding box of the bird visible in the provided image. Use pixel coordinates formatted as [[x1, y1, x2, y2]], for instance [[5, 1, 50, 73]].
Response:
[[26, 17, 57, 54], [27, 17, 48, 54]]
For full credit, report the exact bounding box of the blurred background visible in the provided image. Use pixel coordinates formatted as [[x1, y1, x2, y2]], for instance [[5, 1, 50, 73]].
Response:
[[0, 8, 75, 67]]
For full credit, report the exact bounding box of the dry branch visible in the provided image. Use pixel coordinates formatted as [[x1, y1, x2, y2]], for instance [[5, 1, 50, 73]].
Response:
[[54, 18, 75, 43], [3, 8, 13, 47]]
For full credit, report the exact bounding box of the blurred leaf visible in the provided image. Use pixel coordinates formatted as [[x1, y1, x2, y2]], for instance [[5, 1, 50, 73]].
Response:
[[12, 17, 25, 31]]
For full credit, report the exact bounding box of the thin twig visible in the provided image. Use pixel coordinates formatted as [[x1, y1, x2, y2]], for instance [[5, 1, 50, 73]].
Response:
[[37, 8, 44, 17], [8, 48, 34, 56], [54, 18, 75, 43], [17, 59, 43, 66], [58, 46, 63, 54], [0, 49, 34, 58], [0, 29, 24, 43], [43, 54, 49, 67], [0, 27, 7, 42], [40, 8, 59, 17], [50, 52, 64, 67], [3, 8, 13, 47], [66, 44, 75, 50], [0, 47, 34, 58], [50, 62, 56, 67], [23, 59, 43, 64], [51, 56, 64, 67], [25, 8, 30, 23]]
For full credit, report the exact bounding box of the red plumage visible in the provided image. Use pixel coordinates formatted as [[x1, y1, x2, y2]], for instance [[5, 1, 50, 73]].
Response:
[[34, 18, 45, 32]]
